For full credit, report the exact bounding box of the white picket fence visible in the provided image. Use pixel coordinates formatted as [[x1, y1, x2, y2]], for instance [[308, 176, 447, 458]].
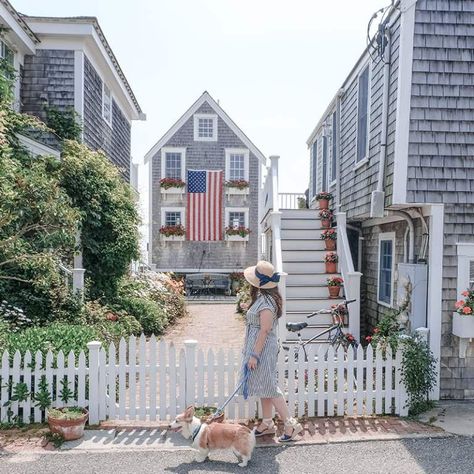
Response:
[[0, 336, 408, 425]]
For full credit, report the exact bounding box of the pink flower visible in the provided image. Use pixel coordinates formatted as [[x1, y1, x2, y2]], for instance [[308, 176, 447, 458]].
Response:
[[462, 290, 470, 297], [455, 300, 465, 309], [463, 306, 472, 315]]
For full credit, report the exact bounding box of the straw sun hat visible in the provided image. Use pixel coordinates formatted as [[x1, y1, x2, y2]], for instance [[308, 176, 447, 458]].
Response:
[[243, 260, 280, 289]]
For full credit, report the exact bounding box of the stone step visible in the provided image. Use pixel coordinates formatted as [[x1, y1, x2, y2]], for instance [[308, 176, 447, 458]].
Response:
[[281, 239, 327, 251], [286, 284, 331, 298], [284, 261, 326, 273], [281, 228, 329, 240], [286, 296, 344, 312], [282, 249, 328, 262]]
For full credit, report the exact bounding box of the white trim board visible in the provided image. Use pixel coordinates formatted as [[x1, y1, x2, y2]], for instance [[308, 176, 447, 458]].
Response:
[[144, 91, 266, 165], [17, 133, 60, 159], [377, 232, 396, 308], [392, 0, 417, 204]]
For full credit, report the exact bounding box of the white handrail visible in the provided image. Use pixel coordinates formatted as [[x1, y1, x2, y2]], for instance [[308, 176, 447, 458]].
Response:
[[336, 212, 362, 341], [278, 193, 306, 210]]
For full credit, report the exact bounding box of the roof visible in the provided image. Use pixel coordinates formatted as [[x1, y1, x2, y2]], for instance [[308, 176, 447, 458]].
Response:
[[0, 0, 39, 45], [144, 91, 267, 165], [21, 14, 143, 118]]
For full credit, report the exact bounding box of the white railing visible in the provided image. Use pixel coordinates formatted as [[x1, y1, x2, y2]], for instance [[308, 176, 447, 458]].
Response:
[[336, 212, 362, 341], [278, 193, 306, 210], [0, 338, 408, 425]]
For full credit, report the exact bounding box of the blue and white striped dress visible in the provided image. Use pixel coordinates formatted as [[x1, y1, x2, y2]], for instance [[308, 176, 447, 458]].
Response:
[[240, 294, 283, 398]]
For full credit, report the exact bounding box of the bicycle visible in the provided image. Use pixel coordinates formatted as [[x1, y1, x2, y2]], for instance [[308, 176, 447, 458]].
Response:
[[282, 299, 358, 363]]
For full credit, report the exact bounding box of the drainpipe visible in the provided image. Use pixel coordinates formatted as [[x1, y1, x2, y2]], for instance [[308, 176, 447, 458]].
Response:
[[413, 208, 429, 263], [370, 27, 392, 218], [391, 210, 415, 263]]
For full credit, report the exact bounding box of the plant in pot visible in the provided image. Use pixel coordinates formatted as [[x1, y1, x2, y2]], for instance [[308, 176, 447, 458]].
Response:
[[321, 229, 337, 250], [316, 191, 333, 210], [225, 179, 249, 190], [324, 252, 338, 274], [453, 289, 474, 339], [159, 224, 186, 239], [229, 272, 244, 295], [327, 276, 343, 298], [319, 209, 333, 228], [160, 177, 186, 190], [225, 226, 251, 238]]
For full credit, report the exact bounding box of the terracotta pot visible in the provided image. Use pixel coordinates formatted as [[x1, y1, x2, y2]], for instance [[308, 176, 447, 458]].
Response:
[[324, 239, 336, 251], [321, 219, 331, 228], [318, 199, 329, 210], [47, 408, 88, 441], [328, 286, 341, 298], [325, 262, 337, 274]]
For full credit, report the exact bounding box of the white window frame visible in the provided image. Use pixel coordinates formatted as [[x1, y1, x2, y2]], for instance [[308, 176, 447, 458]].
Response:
[[194, 113, 218, 141], [225, 148, 249, 181], [102, 82, 113, 126], [377, 232, 396, 308], [161, 147, 186, 181], [354, 62, 371, 169], [225, 207, 249, 228], [161, 207, 185, 227], [457, 243, 474, 297]]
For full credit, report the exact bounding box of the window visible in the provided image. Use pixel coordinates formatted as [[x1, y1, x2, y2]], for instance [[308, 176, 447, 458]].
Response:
[[193, 114, 218, 141], [331, 111, 337, 183], [322, 136, 328, 192], [161, 147, 186, 181], [225, 208, 248, 228], [161, 207, 185, 227], [356, 65, 370, 163], [0, 40, 14, 65], [378, 233, 395, 306], [225, 148, 249, 181], [102, 83, 112, 125], [311, 140, 318, 199]]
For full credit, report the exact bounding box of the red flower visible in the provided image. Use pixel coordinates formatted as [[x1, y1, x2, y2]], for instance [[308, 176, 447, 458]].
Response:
[[462, 290, 470, 297], [455, 300, 465, 309], [365, 336, 372, 342], [463, 306, 472, 315]]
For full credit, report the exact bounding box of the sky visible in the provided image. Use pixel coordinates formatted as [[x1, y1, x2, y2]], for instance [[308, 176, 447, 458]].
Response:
[[14, 0, 387, 193]]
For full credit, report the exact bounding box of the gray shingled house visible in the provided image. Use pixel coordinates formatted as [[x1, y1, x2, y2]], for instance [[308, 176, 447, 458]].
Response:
[[304, 0, 474, 399], [0, 0, 145, 182], [144, 92, 266, 275]]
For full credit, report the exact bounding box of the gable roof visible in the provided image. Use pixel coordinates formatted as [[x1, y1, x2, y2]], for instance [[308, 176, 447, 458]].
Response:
[[0, 0, 39, 51], [144, 91, 266, 164]]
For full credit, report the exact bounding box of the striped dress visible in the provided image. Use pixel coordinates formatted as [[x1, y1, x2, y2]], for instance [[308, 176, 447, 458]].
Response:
[[240, 294, 283, 398]]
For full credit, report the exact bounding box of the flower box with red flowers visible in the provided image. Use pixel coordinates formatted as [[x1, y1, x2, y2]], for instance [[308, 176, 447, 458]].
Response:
[[160, 178, 186, 194], [453, 289, 474, 339], [225, 226, 250, 241], [225, 180, 250, 195], [159, 224, 186, 241]]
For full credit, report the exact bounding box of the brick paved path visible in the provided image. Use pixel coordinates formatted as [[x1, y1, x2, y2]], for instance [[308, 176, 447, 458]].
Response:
[[162, 304, 245, 351]]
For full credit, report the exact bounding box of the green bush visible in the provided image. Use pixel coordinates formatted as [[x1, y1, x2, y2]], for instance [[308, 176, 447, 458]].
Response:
[[0, 319, 9, 353], [7, 322, 101, 356]]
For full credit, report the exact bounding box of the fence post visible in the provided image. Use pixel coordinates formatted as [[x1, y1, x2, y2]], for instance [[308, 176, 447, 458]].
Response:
[[87, 341, 102, 425], [184, 340, 197, 407]]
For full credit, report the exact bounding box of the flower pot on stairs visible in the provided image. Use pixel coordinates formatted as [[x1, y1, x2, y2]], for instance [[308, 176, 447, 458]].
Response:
[[328, 286, 341, 298], [321, 219, 331, 229], [324, 239, 336, 251], [318, 199, 329, 210], [325, 262, 337, 274]]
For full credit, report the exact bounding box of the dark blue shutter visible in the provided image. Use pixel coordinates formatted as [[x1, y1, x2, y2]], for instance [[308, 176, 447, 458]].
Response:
[[356, 66, 370, 162], [311, 140, 318, 198], [378, 240, 393, 304], [331, 112, 337, 182], [322, 136, 328, 191]]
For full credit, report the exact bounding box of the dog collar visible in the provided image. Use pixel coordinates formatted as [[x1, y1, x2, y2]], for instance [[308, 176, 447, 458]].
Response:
[[191, 424, 202, 442]]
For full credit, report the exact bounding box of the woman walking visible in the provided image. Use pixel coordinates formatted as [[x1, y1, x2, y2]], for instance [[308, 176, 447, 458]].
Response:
[[241, 260, 303, 442]]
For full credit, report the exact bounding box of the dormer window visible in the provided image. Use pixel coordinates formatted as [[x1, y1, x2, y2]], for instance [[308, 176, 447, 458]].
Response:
[[102, 83, 112, 125], [194, 114, 217, 141]]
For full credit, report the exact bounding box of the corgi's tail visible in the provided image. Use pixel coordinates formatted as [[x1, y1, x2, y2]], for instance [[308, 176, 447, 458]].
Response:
[[249, 427, 257, 452]]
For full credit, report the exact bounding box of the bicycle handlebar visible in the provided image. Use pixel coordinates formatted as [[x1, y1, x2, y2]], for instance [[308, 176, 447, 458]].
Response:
[[306, 299, 357, 319]]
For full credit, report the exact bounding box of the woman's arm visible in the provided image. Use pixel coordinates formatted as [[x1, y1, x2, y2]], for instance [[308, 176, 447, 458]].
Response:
[[248, 309, 273, 370]]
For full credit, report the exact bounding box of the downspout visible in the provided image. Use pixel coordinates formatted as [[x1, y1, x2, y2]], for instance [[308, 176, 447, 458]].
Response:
[[391, 210, 415, 263], [370, 28, 392, 218], [413, 207, 429, 262]]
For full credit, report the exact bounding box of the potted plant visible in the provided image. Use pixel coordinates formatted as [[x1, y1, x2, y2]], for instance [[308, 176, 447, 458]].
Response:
[[229, 272, 244, 294], [160, 178, 186, 194], [324, 252, 338, 274], [327, 276, 343, 298], [225, 226, 251, 241], [321, 229, 337, 250], [316, 191, 333, 210], [319, 209, 333, 228], [453, 289, 474, 338], [225, 180, 250, 195], [159, 224, 186, 241]]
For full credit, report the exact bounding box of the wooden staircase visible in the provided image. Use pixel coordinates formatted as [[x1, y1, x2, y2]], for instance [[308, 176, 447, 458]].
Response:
[[281, 209, 344, 344]]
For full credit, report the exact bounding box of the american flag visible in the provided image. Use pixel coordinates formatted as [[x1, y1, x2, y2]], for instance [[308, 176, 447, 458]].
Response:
[[186, 170, 223, 241]]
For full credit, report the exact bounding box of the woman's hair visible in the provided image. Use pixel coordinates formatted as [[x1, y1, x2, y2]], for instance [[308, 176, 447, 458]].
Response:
[[250, 285, 283, 318]]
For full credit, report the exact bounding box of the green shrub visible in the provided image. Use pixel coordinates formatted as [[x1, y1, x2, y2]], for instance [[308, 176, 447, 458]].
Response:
[[0, 319, 9, 353], [7, 323, 101, 356]]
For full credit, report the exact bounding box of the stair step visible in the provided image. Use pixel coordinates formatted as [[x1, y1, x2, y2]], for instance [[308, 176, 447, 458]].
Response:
[[286, 285, 329, 298], [281, 219, 324, 230], [286, 273, 338, 285], [282, 249, 328, 262], [284, 261, 325, 272], [281, 229, 330, 239], [281, 209, 319, 218], [281, 239, 326, 251], [286, 297, 344, 312]]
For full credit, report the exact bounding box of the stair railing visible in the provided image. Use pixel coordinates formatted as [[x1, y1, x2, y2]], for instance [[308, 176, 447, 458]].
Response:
[[335, 212, 362, 341]]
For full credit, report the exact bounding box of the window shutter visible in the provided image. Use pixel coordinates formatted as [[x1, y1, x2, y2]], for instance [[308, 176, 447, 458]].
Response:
[[356, 66, 370, 162], [311, 141, 318, 198], [322, 136, 328, 192], [331, 112, 337, 182], [470, 260, 474, 289]]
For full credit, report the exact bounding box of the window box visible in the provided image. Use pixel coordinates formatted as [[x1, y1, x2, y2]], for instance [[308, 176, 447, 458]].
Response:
[[453, 312, 474, 339], [225, 234, 249, 242], [161, 235, 185, 242], [161, 186, 185, 195], [225, 184, 249, 196]]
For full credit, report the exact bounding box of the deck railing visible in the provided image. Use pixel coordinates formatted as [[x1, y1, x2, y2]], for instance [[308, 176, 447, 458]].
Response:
[[278, 192, 306, 210]]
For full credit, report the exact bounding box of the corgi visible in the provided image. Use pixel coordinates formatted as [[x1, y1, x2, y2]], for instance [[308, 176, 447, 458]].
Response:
[[168, 406, 256, 467]]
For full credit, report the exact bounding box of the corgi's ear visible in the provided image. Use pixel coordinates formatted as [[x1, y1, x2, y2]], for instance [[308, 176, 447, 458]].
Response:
[[184, 405, 195, 420]]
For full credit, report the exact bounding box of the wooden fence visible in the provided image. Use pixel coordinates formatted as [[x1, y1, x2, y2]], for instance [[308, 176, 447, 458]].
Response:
[[0, 336, 408, 425]]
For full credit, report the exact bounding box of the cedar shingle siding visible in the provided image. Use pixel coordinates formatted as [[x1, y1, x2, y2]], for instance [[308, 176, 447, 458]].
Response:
[[151, 101, 259, 271], [408, 0, 474, 398]]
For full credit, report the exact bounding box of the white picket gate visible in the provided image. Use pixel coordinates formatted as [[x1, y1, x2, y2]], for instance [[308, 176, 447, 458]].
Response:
[[0, 336, 408, 425]]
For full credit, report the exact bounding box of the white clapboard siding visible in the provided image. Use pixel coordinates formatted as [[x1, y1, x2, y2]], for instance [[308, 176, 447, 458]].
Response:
[[0, 339, 409, 424]]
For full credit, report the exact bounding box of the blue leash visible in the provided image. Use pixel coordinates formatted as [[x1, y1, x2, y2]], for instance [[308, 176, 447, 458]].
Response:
[[211, 363, 252, 419]]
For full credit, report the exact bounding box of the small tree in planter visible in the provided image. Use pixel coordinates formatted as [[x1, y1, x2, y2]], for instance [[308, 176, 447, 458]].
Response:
[[160, 178, 186, 190], [321, 229, 337, 250], [324, 252, 338, 274], [327, 276, 343, 298], [316, 191, 333, 210], [319, 209, 333, 228]]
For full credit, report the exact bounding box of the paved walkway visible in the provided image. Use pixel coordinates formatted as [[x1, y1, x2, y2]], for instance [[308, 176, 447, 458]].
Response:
[[163, 304, 245, 351]]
